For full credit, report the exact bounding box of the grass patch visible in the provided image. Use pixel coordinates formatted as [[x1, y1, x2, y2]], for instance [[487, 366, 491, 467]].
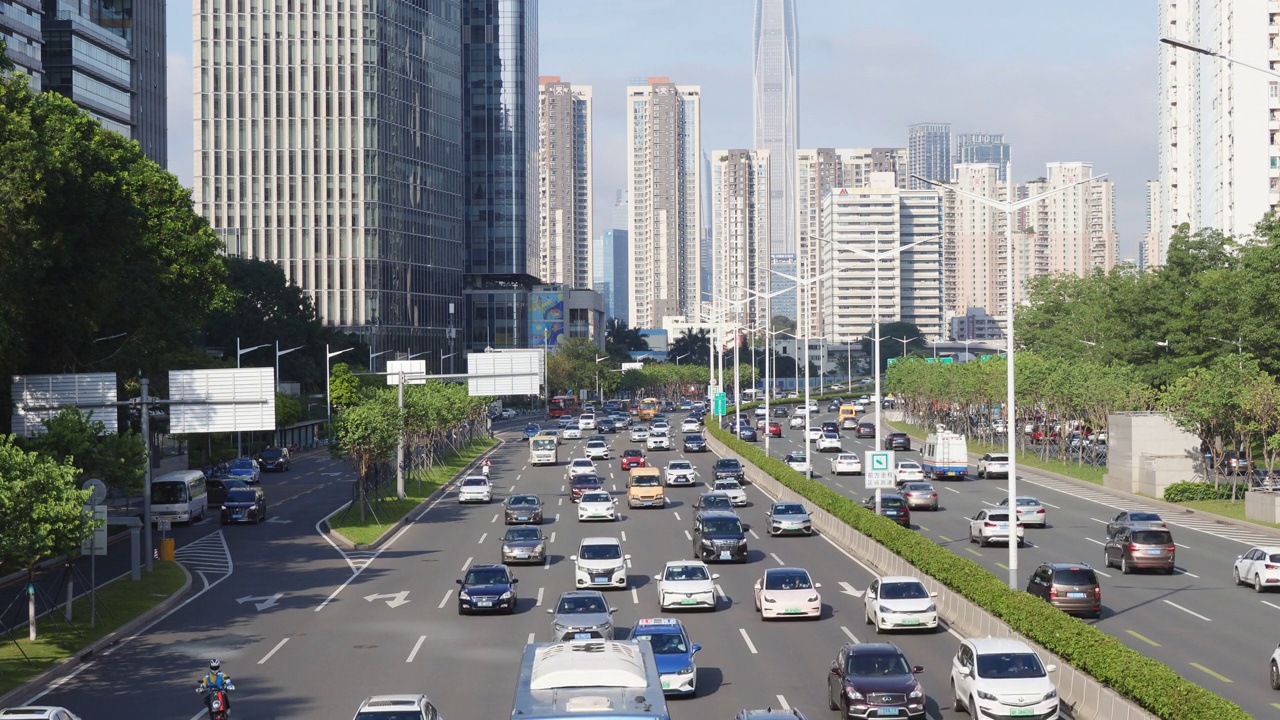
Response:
[[1163, 498, 1280, 531], [0, 561, 187, 697], [326, 437, 497, 545], [887, 420, 1106, 485]]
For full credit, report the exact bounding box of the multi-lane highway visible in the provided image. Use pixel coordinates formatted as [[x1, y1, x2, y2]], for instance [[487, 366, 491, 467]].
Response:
[[22, 418, 989, 720], [755, 402, 1280, 718]]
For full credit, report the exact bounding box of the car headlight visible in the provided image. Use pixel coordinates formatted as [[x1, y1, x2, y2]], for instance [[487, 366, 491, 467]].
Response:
[[806, 594, 819, 602], [879, 605, 891, 614], [844, 687, 864, 701], [909, 682, 924, 699], [678, 664, 695, 675], [737, 539, 748, 547], [502, 544, 513, 553], [459, 590, 471, 600], [499, 591, 513, 600], [926, 603, 937, 613], [701, 539, 714, 546], [763, 595, 775, 603], [976, 689, 998, 701], [1042, 689, 1058, 701]]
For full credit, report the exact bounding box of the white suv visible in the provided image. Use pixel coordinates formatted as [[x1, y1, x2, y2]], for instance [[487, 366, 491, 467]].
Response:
[[950, 638, 1058, 720], [352, 695, 442, 720], [0, 709, 82, 720], [571, 536, 631, 589]]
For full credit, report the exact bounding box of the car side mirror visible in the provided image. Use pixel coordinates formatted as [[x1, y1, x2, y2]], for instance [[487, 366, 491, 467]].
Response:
[[912, 665, 924, 674], [608, 607, 618, 614], [546, 608, 554, 614], [691, 644, 702, 655], [511, 578, 519, 584], [710, 573, 721, 580], [1045, 664, 1058, 673], [930, 591, 938, 598], [867, 590, 875, 599], [455, 579, 463, 585], [569, 555, 578, 561], [814, 582, 822, 589], [1238, 554, 1244, 560]]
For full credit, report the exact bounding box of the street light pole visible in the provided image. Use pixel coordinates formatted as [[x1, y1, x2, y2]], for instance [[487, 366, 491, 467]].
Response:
[[236, 337, 270, 457], [916, 163, 1104, 589], [772, 269, 834, 477], [326, 344, 353, 427], [888, 336, 918, 360]]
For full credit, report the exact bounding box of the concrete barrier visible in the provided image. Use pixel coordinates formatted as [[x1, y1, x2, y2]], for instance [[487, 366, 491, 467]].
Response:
[[705, 430, 1156, 720]]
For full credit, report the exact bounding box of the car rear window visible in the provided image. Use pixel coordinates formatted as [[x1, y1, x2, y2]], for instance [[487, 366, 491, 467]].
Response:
[[1129, 512, 1161, 522], [1131, 530, 1172, 544], [1052, 568, 1098, 585]]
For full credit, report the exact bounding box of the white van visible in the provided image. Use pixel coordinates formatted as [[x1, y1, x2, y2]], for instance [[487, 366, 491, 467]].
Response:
[[150, 470, 209, 524], [921, 427, 969, 480], [578, 413, 597, 431]]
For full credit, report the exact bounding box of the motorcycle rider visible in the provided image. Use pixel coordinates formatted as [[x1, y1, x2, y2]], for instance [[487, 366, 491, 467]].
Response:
[[196, 659, 235, 714], [481, 457, 492, 477]]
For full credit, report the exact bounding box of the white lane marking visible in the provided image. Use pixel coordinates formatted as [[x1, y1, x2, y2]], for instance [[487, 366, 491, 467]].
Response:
[[1085, 538, 1105, 546], [1089, 518, 1108, 524], [621, 530, 627, 542], [748, 528, 760, 539], [527, 632, 536, 645], [684, 530, 692, 541], [257, 637, 290, 664], [981, 500, 997, 507], [612, 484, 618, 492], [673, 511, 681, 521], [1163, 599, 1211, 621], [536, 587, 545, 606], [776, 695, 791, 710], [1176, 568, 1199, 578], [508, 486, 517, 494], [438, 590, 453, 608], [550, 532, 557, 543], [1041, 501, 1061, 509], [1262, 600, 1280, 612], [739, 628, 759, 654], [770, 552, 784, 565], [461, 556, 473, 571], [490, 513, 498, 523], [840, 625, 860, 643], [188, 710, 207, 720], [544, 557, 551, 570], [944, 487, 960, 494], [631, 588, 639, 604], [560, 484, 565, 492], [555, 513, 561, 521], [558, 498, 564, 506], [626, 557, 633, 569], [406, 635, 427, 663], [477, 533, 487, 544], [1175, 542, 1191, 549], [1094, 569, 1113, 578], [517, 474, 522, 480], [715, 584, 727, 600]]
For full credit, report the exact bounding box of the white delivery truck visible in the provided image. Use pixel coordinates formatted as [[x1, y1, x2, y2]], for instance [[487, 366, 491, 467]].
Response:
[[921, 427, 969, 480]]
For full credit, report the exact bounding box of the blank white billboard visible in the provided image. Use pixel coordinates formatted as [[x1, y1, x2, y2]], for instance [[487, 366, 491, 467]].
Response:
[[169, 368, 276, 433], [10, 373, 118, 436], [386, 359, 429, 385], [467, 350, 542, 396]]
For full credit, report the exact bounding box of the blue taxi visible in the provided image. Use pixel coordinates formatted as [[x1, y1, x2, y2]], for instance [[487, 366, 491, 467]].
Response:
[[523, 423, 540, 439], [630, 618, 701, 696]]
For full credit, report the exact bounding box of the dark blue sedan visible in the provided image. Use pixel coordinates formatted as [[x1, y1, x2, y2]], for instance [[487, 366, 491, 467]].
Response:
[[456, 564, 519, 615]]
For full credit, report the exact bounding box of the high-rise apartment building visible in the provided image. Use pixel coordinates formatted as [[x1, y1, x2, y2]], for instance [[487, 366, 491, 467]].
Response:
[[955, 133, 1009, 181], [1143, 180, 1162, 271], [945, 164, 1009, 321], [195, 0, 465, 368], [537, 76, 593, 288], [818, 174, 944, 344], [2, 0, 43, 88], [1021, 162, 1118, 277], [1208, 0, 1279, 238], [710, 149, 772, 329], [770, 253, 796, 321], [626, 77, 703, 329], [1157, 0, 1201, 262], [463, 0, 541, 351], [752, 0, 798, 255], [794, 147, 908, 335], [908, 122, 951, 189]]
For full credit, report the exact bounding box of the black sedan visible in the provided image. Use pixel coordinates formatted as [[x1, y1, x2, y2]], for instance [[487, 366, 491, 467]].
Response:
[[737, 426, 759, 442], [863, 493, 911, 528], [504, 494, 545, 525], [220, 487, 267, 524], [257, 447, 291, 472], [771, 406, 789, 418], [456, 564, 518, 615], [827, 642, 926, 719], [683, 434, 707, 452], [597, 418, 617, 433]]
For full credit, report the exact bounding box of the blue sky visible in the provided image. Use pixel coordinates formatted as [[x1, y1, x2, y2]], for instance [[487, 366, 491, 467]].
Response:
[[165, 1, 1155, 254]]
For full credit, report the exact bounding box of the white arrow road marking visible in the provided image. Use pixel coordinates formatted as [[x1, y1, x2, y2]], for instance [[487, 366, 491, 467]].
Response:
[[257, 638, 289, 664], [437, 590, 453, 609], [406, 635, 426, 663], [364, 591, 411, 608], [739, 628, 758, 654], [536, 587, 545, 606], [838, 582, 864, 598], [236, 593, 284, 611], [265, 517, 292, 524]]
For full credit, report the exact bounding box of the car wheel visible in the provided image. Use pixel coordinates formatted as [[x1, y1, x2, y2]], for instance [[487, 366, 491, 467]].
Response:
[[456, 605, 465, 616], [951, 682, 966, 714], [1256, 574, 1266, 593], [1234, 567, 1243, 586], [865, 609, 873, 626], [828, 680, 840, 710], [1272, 660, 1280, 690]]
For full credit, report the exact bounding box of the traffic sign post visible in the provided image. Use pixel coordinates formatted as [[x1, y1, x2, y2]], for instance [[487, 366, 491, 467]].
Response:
[[865, 450, 896, 516], [714, 392, 727, 417]]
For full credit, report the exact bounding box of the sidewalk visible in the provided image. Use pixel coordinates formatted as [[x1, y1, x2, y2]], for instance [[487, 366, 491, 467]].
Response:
[[889, 419, 1280, 543]]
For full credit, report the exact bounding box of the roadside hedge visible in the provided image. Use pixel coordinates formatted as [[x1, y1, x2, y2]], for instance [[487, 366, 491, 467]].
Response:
[[708, 422, 1248, 720], [1162, 480, 1243, 502]]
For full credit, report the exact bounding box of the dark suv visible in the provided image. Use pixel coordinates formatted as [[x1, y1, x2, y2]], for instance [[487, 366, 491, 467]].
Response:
[[1026, 563, 1101, 618], [692, 510, 748, 563], [883, 433, 911, 451], [257, 446, 291, 472], [827, 642, 925, 719], [863, 493, 911, 528], [714, 458, 746, 483], [855, 422, 876, 439], [1104, 526, 1175, 574]]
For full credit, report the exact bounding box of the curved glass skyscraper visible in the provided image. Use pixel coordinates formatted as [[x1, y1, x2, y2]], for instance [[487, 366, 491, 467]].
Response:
[[752, 0, 798, 256]]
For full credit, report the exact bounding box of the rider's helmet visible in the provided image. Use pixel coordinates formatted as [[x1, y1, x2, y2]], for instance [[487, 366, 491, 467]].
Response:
[[209, 659, 221, 673]]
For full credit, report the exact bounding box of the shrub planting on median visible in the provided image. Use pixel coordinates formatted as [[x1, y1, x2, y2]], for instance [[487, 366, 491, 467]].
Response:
[[708, 421, 1248, 720], [1162, 480, 1241, 502]]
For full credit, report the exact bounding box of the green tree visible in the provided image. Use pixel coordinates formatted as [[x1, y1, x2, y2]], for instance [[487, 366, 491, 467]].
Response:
[[328, 362, 365, 410], [547, 336, 608, 396], [19, 408, 146, 497], [771, 314, 796, 336], [605, 319, 648, 352], [668, 328, 710, 366], [329, 389, 400, 519], [275, 392, 303, 429]]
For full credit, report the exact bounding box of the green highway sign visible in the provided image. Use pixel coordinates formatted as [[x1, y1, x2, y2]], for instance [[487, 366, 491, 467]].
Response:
[[714, 392, 727, 415]]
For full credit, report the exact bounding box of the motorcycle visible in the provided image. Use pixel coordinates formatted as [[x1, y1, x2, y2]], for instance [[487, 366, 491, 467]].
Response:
[[197, 682, 236, 719], [481, 462, 491, 478]]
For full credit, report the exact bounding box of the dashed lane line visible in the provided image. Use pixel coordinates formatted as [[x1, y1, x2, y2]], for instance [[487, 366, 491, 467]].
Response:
[[739, 628, 758, 654], [257, 638, 289, 664], [406, 635, 427, 662], [438, 590, 453, 609]]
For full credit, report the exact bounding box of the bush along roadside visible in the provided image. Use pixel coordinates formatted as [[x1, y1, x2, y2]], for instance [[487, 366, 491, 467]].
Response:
[[707, 421, 1248, 720], [1162, 480, 1243, 502]]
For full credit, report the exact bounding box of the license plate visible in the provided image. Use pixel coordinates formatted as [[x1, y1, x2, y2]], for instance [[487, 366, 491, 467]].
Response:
[[879, 710, 901, 717], [660, 681, 671, 689], [784, 608, 803, 614], [680, 599, 698, 605], [900, 618, 920, 625], [574, 633, 591, 640], [232, 513, 242, 519], [476, 600, 492, 607], [719, 551, 732, 560], [786, 524, 800, 529], [997, 524, 1008, 530], [1144, 549, 1163, 555], [1009, 710, 1035, 717], [514, 553, 528, 558], [1067, 591, 1086, 598], [594, 576, 609, 584], [515, 516, 528, 521]]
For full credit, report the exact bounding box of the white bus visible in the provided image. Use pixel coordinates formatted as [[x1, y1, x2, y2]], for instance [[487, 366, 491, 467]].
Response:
[[530, 437, 559, 466], [150, 470, 209, 524]]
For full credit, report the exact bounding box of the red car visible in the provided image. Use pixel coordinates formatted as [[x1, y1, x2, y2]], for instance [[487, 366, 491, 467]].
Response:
[[764, 421, 782, 438], [620, 449, 646, 471]]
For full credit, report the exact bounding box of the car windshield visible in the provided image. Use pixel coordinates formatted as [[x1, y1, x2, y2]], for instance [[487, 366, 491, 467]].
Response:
[[1131, 530, 1172, 544], [838, 454, 856, 461], [634, 631, 687, 654], [579, 543, 622, 560], [261, 449, 282, 459], [879, 581, 929, 600], [557, 596, 607, 614], [686, 435, 703, 442], [877, 497, 906, 508], [225, 489, 257, 503], [507, 528, 541, 543], [700, 496, 732, 508], [1128, 512, 1162, 522], [464, 568, 509, 585], [764, 570, 813, 590], [231, 459, 256, 470], [701, 516, 742, 534], [715, 481, 741, 491], [976, 652, 1046, 679], [847, 652, 911, 677], [903, 483, 932, 492], [716, 460, 742, 471], [669, 461, 692, 471], [587, 441, 605, 448], [774, 503, 806, 515], [631, 475, 659, 486], [509, 495, 539, 507], [664, 565, 710, 581], [461, 477, 487, 487], [581, 492, 612, 503], [572, 477, 601, 487]]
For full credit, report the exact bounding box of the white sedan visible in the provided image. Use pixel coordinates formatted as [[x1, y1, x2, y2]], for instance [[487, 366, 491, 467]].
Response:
[[577, 491, 618, 522], [805, 427, 824, 443], [830, 453, 862, 475], [584, 440, 611, 460], [680, 418, 702, 433], [712, 479, 748, 507], [647, 431, 672, 451], [997, 495, 1047, 527], [456, 475, 492, 503], [864, 575, 939, 633], [816, 432, 842, 453], [562, 424, 582, 440], [784, 453, 810, 473], [896, 461, 925, 482], [664, 460, 698, 486], [567, 458, 598, 479], [656, 560, 720, 610], [788, 415, 805, 428], [753, 567, 822, 619], [1233, 545, 1280, 590], [968, 510, 1024, 547]]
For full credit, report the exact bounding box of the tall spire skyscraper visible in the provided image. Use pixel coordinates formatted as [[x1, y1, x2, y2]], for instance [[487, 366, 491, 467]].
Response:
[[753, 0, 799, 255]]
